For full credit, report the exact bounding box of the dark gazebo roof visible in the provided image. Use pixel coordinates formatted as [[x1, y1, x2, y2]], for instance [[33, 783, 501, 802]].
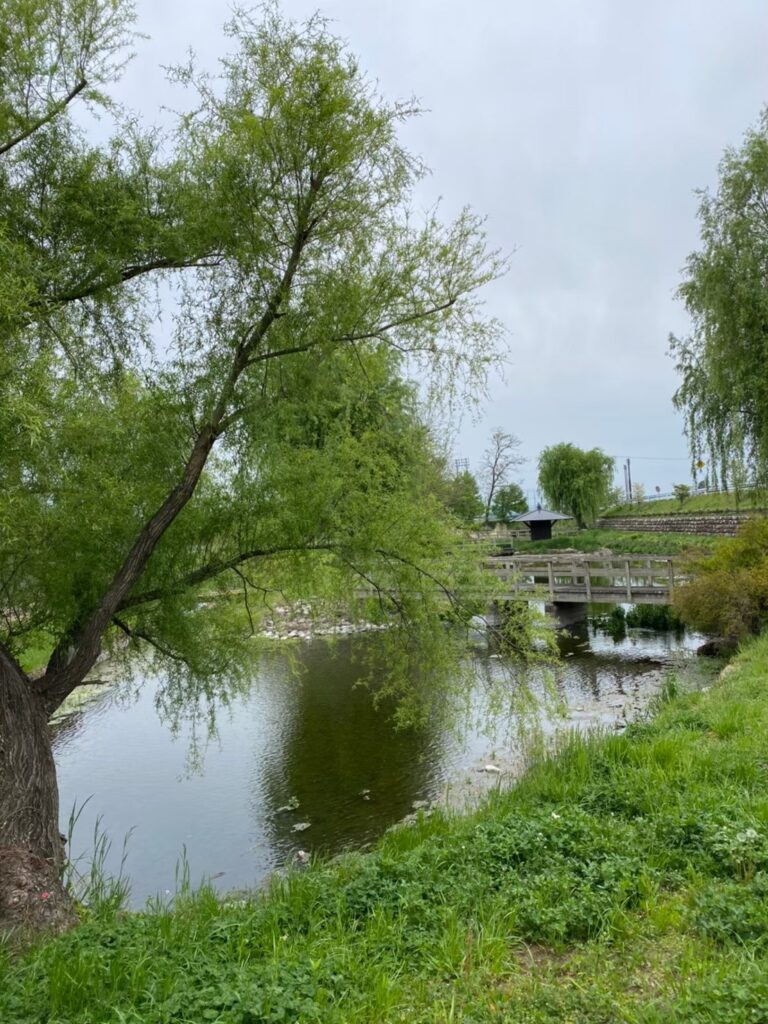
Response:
[[510, 505, 572, 524]]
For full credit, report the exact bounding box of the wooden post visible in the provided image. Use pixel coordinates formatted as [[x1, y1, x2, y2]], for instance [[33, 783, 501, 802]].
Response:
[[547, 559, 554, 601], [624, 559, 632, 602], [584, 559, 592, 602], [667, 558, 674, 594]]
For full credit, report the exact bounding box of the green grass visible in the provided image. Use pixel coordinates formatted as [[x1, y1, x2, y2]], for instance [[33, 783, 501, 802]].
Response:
[[16, 630, 55, 674], [5, 641, 768, 1021], [512, 528, 723, 555], [604, 491, 767, 518]]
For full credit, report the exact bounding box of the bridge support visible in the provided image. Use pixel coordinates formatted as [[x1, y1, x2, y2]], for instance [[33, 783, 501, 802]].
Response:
[[547, 602, 589, 628]]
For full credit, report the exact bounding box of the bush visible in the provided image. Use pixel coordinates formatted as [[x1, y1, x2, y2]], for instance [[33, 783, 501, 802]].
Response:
[[590, 604, 683, 640], [673, 519, 768, 639], [673, 483, 692, 506], [625, 604, 684, 631]]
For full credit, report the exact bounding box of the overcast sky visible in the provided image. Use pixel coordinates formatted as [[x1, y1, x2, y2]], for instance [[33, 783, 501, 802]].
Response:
[[114, 1, 768, 500]]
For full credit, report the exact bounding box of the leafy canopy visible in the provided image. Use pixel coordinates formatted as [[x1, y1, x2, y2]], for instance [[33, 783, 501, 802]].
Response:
[[444, 471, 485, 524], [0, 1, 508, 717], [672, 108, 768, 486], [537, 443, 615, 529], [491, 483, 527, 521]]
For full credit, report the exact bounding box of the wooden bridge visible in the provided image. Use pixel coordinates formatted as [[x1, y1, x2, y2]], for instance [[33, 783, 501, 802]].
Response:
[[485, 553, 681, 605]]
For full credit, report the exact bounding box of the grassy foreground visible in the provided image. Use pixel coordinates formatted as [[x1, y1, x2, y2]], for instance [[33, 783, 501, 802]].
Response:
[[3, 643, 768, 1022]]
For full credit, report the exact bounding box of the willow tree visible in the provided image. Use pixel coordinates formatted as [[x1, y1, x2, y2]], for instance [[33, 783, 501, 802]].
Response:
[[537, 443, 615, 529], [671, 108, 768, 487], [0, 0, 505, 919]]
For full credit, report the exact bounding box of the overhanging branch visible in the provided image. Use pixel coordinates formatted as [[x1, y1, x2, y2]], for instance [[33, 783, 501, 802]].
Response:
[[46, 254, 224, 307], [117, 542, 336, 611], [0, 79, 88, 156], [112, 616, 189, 665]]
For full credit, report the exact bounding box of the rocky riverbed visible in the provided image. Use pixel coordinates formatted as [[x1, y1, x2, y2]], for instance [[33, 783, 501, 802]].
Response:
[[255, 602, 390, 641]]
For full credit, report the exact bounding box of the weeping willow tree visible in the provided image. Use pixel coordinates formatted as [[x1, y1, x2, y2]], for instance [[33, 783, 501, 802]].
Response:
[[671, 108, 768, 489], [0, 0, 509, 925], [537, 443, 615, 529]]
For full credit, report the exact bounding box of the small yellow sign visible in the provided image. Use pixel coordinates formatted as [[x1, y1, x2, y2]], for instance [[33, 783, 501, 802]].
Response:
[[695, 459, 705, 470]]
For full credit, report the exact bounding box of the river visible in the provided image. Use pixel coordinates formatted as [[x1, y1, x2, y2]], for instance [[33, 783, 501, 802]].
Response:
[[53, 615, 704, 907]]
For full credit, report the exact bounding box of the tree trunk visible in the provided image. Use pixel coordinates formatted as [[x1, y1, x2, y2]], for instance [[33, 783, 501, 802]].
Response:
[[0, 657, 62, 862], [0, 654, 76, 933]]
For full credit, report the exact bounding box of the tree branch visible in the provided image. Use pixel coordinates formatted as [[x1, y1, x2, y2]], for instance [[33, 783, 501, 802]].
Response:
[[0, 79, 88, 156], [239, 296, 459, 371], [374, 548, 460, 610], [332, 297, 458, 345], [232, 568, 255, 634], [112, 616, 189, 665], [245, 341, 317, 367], [117, 542, 335, 611], [337, 554, 405, 619], [43, 255, 224, 307]]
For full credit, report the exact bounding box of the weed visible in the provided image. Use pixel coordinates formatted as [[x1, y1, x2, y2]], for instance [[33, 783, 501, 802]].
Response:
[[63, 800, 132, 917]]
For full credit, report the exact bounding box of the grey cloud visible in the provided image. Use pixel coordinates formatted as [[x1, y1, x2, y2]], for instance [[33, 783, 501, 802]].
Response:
[[117, 0, 768, 493]]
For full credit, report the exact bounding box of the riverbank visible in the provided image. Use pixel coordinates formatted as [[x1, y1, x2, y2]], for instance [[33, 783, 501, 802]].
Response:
[[5, 637, 768, 1021]]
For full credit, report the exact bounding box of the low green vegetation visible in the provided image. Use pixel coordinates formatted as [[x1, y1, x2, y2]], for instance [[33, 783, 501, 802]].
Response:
[[6, 637, 768, 1021], [591, 604, 684, 641], [674, 518, 768, 641], [511, 529, 722, 555], [604, 491, 766, 518]]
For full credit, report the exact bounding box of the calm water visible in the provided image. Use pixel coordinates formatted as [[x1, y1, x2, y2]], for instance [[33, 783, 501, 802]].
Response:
[[54, 619, 702, 906]]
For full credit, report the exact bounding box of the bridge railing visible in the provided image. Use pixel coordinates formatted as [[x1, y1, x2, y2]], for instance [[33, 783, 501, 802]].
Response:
[[484, 554, 684, 604]]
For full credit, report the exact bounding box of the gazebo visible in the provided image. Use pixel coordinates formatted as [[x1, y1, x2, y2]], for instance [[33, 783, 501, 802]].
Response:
[[511, 504, 572, 541]]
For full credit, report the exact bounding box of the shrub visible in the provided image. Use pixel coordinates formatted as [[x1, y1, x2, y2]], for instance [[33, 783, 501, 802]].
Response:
[[673, 519, 768, 639], [673, 483, 692, 506]]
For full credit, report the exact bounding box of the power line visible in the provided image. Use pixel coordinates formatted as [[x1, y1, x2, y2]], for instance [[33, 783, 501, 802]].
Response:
[[607, 455, 690, 461]]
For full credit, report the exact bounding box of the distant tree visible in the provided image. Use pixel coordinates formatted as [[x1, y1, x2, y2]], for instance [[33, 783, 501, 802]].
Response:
[[445, 471, 485, 523], [491, 483, 527, 521], [673, 483, 692, 507], [481, 429, 524, 523], [671, 108, 768, 485], [606, 485, 626, 509], [631, 482, 646, 504], [537, 444, 615, 529], [730, 460, 751, 508]]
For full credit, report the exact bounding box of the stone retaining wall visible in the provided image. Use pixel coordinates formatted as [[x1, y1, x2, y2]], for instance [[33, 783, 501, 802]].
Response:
[[597, 512, 760, 536]]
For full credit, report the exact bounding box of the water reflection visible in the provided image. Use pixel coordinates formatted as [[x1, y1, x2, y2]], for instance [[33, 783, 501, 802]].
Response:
[[53, 620, 701, 906], [255, 640, 444, 859]]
